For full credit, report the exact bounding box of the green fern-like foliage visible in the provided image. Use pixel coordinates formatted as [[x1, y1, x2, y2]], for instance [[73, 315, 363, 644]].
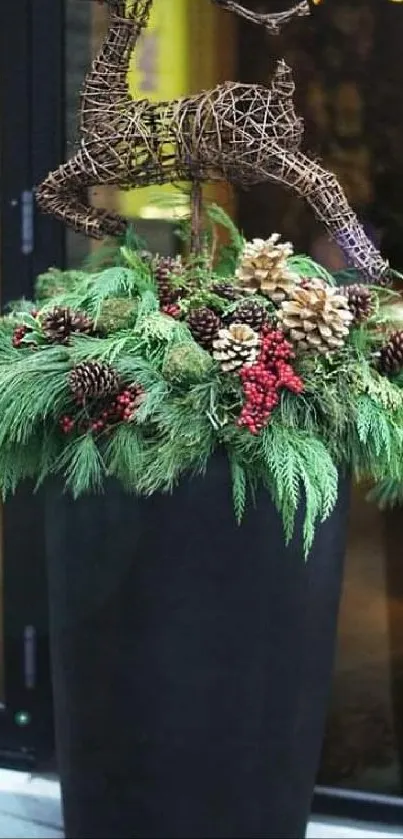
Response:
[[1, 212, 403, 558]]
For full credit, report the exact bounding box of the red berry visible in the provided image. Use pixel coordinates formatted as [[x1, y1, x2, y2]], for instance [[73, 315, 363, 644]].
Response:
[[162, 304, 181, 319]]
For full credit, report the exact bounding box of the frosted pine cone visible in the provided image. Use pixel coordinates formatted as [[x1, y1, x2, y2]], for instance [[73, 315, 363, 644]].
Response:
[[69, 361, 121, 401], [377, 331, 403, 375], [42, 307, 96, 344], [278, 281, 354, 353], [213, 323, 259, 372], [342, 284, 375, 325], [236, 234, 299, 302]]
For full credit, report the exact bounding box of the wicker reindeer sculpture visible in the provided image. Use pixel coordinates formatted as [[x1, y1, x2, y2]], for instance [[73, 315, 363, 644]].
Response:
[[36, 0, 391, 284]]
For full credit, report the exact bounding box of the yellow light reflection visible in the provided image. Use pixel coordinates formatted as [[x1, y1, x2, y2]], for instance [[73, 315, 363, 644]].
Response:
[[312, 0, 403, 3]]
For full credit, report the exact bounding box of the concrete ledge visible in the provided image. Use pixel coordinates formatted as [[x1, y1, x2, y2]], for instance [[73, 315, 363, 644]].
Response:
[[0, 770, 401, 839]]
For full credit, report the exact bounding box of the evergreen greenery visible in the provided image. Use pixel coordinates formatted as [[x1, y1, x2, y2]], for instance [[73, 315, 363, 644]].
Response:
[[2, 207, 403, 558]]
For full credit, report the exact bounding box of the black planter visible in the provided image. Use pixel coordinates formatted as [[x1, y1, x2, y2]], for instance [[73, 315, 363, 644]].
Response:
[[45, 453, 350, 839]]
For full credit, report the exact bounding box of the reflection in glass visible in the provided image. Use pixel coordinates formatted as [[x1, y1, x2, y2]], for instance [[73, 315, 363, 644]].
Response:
[[318, 485, 403, 796], [65, 0, 92, 268]]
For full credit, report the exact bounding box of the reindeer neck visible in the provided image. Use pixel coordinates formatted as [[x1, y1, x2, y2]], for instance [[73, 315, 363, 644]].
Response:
[[80, 1, 154, 134]]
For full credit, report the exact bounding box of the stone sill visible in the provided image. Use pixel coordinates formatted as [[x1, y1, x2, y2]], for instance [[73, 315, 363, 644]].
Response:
[[0, 770, 401, 838]]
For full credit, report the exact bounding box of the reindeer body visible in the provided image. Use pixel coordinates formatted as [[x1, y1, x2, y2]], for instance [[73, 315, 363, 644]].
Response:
[[36, 0, 391, 283], [81, 67, 303, 184]]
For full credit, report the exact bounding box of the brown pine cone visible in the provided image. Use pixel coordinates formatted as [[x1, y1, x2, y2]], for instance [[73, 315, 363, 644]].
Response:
[[42, 307, 96, 345], [69, 361, 121, 401], [211, 282, 241, 302], [154, 256, 183, 306], [342, 284, 375, 325], [226, 299, 268, 330], [378, 331, 403, 375], [187, 307, 221, 350]]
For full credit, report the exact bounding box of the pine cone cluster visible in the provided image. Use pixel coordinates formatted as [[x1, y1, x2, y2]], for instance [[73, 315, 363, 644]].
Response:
[[278, 281, 354, 353], [154, 256, 183, 307], [213, 323, 259, 372], [226, 299, 267, 331], [377, 331, 403, 375], [69, 361, 121, 401], [342, 284, 374, 325], [42, 307, 96, 344], [236, 234, 299, 302], [187, 307, 221, 350]]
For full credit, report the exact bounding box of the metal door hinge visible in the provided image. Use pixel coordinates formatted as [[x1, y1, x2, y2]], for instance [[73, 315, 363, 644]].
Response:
[[21, 190, 34, 255], [23, 625, 37, 689]]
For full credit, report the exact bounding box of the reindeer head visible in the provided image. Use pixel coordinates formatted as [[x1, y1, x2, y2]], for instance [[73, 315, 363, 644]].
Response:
[[212, 0, 311, 33]]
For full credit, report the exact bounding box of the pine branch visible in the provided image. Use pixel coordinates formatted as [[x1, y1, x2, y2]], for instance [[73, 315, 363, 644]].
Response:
[[55, 434, 105, 498], [41, 265, 152, 320], [368, 478, 403, 509], [206, 203, 244, 252], [4, 298, 35, 315], [288, 255, 335, 285], [260, 423, 339, 557], [0, 441, 41, 498], [104, 424, 144, 490], [0, 350, 71, 446], [207, 203, 245, 277], [229, 454, 247, 524]]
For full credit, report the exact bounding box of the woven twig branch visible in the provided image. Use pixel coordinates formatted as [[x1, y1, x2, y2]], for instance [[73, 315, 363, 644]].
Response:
[[213, 0, 310, 34], [36, 0, 391, 284]]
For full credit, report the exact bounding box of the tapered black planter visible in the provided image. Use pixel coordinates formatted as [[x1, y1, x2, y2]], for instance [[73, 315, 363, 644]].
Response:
[[45, 453, 350, 839]]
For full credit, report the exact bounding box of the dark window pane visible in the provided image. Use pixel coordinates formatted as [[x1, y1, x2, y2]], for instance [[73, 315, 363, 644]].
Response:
[[65, 0, 92, 267]]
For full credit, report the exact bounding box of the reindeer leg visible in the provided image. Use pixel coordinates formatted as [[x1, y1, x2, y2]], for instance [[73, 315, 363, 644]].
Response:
[[263, 149, 391, 284], [36, 151, 128, 240], [213, 0, 310, 34]]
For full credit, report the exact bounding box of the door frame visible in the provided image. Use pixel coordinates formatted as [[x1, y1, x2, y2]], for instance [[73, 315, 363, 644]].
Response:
[[0, 0, 65, 767]]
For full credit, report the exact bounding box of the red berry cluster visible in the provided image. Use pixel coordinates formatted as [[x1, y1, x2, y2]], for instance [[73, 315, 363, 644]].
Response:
[[59, 385, 143, 436], [238, 327, 303, 434], [12, 311, 39, 349], [162, 304, 181, 319], [60, 416, 75, 434], [12, 325, 29, 348]]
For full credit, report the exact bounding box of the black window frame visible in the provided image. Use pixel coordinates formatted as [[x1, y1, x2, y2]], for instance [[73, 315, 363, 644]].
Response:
[[0, 0, 65, 767]]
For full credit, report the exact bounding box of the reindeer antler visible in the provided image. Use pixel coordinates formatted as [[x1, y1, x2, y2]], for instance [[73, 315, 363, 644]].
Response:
[[213, 0, 310, 33]]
